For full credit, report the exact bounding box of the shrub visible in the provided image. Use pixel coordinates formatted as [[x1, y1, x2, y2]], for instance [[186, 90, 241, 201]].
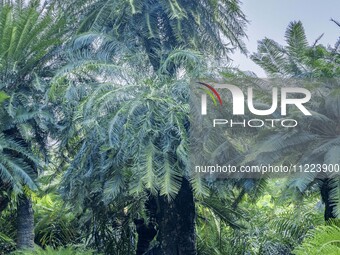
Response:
[[12, 246, 96, 255]]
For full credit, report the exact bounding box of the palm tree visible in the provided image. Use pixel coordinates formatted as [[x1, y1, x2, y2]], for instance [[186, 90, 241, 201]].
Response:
[[52, 49, 201, 253], [0, 1, 67, 249], [250, 21, 340, 220], [51, 1, 249, 253], [52, 45, 269, 253]]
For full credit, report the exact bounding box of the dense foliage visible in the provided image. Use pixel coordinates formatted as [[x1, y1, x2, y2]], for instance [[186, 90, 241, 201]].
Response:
[[0, 0, 339, 255]]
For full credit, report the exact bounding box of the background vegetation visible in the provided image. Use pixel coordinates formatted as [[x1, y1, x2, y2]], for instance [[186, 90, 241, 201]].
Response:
[[0, 0, 339, 254]]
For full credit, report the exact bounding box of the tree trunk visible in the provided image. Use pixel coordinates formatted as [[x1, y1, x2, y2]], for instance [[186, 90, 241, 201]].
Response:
[[147, 177, 197, 255], [320, 178, 337, 221], [0, 196, 9, 214], [17, 195, 35, 249], [0, 180, 11, 215]]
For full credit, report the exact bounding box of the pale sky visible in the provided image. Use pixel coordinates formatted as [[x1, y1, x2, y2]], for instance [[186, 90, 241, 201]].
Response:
[[231, 0, 340, 77]]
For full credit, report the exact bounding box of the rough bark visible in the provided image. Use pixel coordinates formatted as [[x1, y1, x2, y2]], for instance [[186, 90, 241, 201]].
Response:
[[146, 177, 197, 255], [17, 195, 35, 249], [320, 178, 337, 221]]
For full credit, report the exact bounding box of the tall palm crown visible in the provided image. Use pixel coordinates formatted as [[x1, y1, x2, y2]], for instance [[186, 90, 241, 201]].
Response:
[[67, 0, 248, 70], [55, 50, 200, 204], [56, 0, 249, 206], [0, 1, 66, 199]]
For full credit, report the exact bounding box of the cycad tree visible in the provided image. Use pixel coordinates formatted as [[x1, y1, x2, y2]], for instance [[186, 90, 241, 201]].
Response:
[[0, 1, 66, 249], [250, 21, 340, 220], [53, 50, 203, 254], [52, 0, 248, 254]]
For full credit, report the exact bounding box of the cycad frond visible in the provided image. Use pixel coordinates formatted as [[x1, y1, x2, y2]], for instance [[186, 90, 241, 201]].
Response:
[[252, 21, 340, 78], [292, 225, 340, 255], [199, 196, 246, 229], [285, 21, 309, 61], [251, 38, 287, 76], [69, 0, 248, 64]]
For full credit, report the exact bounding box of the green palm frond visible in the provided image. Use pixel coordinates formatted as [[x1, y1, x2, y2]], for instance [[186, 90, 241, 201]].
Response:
[[244, 131, 316, 164], [159, 155, 182, 200], [285, 21, 309, 61], [190, 173, 209, 197], [159, 49, 204, 75], [271, 210, 322, 241], [0, 133, 37, 192], [251, 38, 287, 76], [292, 225, 340, 255], [0, 2, 66, 83], [252, 21, 339, 78], [69, 0, 248, 65], [199, 196, 246, 229], [0, 1, 67, 200]]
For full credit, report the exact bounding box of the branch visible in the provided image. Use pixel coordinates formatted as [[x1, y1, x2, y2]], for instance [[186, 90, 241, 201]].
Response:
[[331, 18, 340, 28], [312, 33, 324, 48]]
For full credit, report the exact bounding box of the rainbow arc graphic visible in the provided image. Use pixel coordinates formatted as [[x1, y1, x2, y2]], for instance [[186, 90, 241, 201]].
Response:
[[197, 82, 222, 106]]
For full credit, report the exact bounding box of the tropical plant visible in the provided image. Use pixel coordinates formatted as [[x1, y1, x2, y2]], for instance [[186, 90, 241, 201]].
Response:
[[0, 0, 67, 249], [196, 178, 325, 255], [251, 20, 340, 78], [0, 1, 337, 255], [51, 48, 202, 253], [0, 207, 16, 254], [250, 21, 340, 220], [34, 193, 80, 248], [292, 224, 340, 255], [67, 0, 248, 69], [12, 245, 96, 255], [49, 0, 249, 253]]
